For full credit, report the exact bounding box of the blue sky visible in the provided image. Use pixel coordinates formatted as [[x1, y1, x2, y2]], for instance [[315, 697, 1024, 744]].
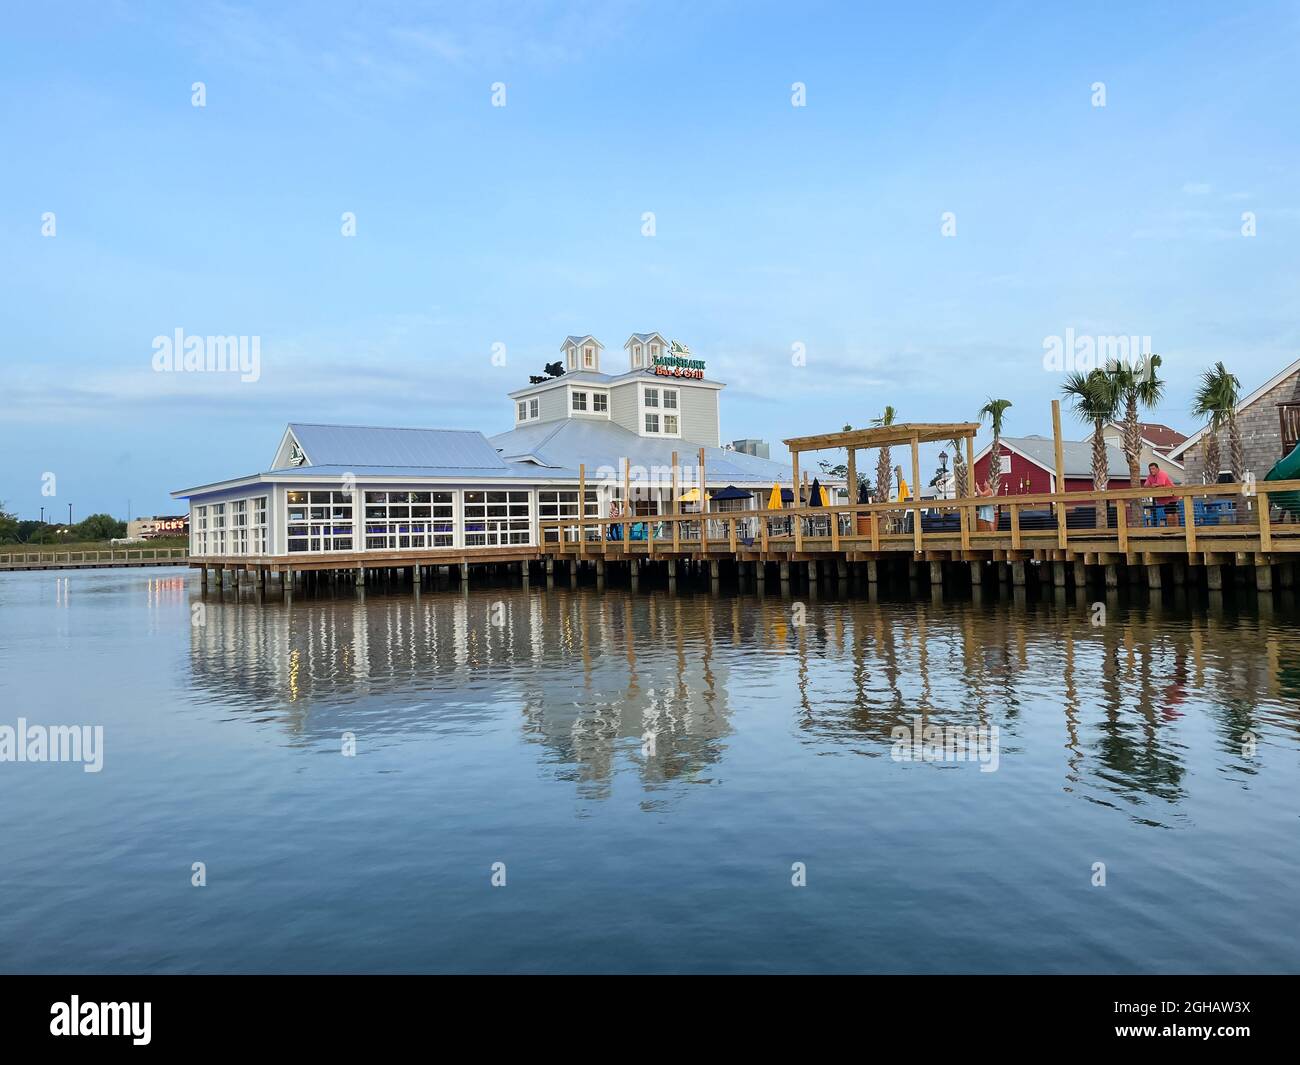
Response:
[[2, 0, 1298, 518]]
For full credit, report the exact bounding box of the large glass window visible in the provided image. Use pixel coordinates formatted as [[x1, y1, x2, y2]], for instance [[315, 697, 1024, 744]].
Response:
[[572, 391, 588, 412], [517, 401, 527, 421], [251, 496, 267, 553], [645, 413, 660, 433], [194, 505, 208, 555], [529, 398, 538, 419], [538, 489, 599, 542], [463, 490, 531, 546], [645, 388, 659, 407], [230, 499, 249, 554], [286, 490, 353, 553], [210, 503, 226, 555], [364, 491, 454, 549], [663, 389, 678, 409], [664, 414, 679, 435], [592, 392, 608, 413]]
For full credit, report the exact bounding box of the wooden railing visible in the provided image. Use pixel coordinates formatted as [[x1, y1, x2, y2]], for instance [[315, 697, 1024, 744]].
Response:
[[0, 547, 190, 569], [538, 479, 1300, 557]]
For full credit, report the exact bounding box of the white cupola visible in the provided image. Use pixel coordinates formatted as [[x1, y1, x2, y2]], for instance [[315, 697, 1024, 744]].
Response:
[[623, 332, 668, 371], [561, 335, 604, 372]]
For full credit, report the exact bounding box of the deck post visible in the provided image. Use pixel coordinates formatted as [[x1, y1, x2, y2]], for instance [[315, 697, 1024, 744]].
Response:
[[808, 559, 819, 585], [623, 456, 632, 558], [671, 450, 680, 554], [779, 560, 790, 583], [1052, 400, 1068, 550], [910, 432, 922, 557], [1207, 564, 1223, 590], [1147, 564, 1163, 589], [698, 447, 708, 554], [1105, 564, 1119, 588], [929, 560, 943, 585], [1256, 563, 1274, 592], [866, 560, 879, 584], [709, 559, 720, 583], [200, 566, 208, 590], [578, 463, 587, 558], [969, 560, 982, 585], [1073, 560, 1086, 586], [1010, 560, 1026, 586]]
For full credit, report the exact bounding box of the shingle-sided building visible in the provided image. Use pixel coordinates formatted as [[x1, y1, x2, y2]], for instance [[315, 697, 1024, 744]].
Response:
[[1168, 357, 1300, 484], [171, 335, 797, 561]]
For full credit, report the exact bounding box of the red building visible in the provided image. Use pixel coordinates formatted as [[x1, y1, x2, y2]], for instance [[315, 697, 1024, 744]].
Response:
[[971, 435, 1127, 496]]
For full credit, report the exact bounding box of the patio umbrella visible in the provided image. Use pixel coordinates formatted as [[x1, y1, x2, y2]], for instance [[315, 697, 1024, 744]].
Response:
[[767, 483, 783, 510], [678, 487, 701, 503], [819, 484, 831, 506], [808, 477, 824, 507]]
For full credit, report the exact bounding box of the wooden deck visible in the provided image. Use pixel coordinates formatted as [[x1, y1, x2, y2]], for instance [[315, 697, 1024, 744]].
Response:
[[0, 547, 190, 571], [168, 479, 1300, 596], [538, 479, 1300, 569]]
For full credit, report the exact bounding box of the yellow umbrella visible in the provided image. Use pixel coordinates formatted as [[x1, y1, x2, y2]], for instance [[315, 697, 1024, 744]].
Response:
[[819, 484, 830, 506], [767, 483, 783, 510], [678, 487, 701, 503], [895, 475, 910, 502]]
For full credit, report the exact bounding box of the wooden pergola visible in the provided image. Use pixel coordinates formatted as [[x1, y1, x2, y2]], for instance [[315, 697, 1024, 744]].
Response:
[[783, 422, 983, 506]]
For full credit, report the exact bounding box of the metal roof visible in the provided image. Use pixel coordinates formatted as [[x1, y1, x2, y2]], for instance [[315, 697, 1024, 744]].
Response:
[[490, 418, 796, 483], [982, 435, 1130, 479], [283, 423, 508, 471]]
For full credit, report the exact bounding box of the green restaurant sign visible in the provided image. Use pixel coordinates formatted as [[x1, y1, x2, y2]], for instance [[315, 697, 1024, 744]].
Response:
[[652, 340, 706, 380]]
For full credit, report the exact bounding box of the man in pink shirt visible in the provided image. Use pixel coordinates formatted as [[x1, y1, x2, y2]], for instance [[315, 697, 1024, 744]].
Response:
[[1144, 462, 1178, 525]]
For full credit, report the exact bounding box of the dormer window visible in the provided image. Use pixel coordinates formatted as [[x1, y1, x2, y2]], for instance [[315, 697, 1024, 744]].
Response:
[[650, 343, 660, 358], [632, 344, 642, 367], [583, 346, 595, 368], [517, 401, 527, 421], [529, 398, 538, 419], [572, 391, 588, 412]]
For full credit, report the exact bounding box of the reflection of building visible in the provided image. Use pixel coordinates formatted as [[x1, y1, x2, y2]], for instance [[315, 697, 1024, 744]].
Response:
[[172, 334, 800, 560], [185, 586, 741, 798], [127, 514, 189, 539]]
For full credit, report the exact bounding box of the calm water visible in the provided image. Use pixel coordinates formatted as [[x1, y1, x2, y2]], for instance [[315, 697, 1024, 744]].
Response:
[[1, 566, 1298, 974]]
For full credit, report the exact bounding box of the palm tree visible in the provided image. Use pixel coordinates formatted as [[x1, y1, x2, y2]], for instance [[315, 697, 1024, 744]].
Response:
[[1192, 362, 1242, 483], [978, 399, 1013, 496], [1111, 354, 1165, 487], [1061, 370, 1121, 496], [871, 406, 897, 503], [948, 438, 969, 499]]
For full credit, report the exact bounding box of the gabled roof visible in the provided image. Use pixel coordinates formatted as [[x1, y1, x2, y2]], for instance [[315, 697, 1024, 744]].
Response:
[[973, 435, 1129, 479], [1102, 420, 1189, 452], [1137, 422, 1188, 450], [490, 418, 796, 484], [1168, 356, 1300, 459], [561, 335, 603, 350], [624, 332, 667, 348], [279, 423, 509, 471]]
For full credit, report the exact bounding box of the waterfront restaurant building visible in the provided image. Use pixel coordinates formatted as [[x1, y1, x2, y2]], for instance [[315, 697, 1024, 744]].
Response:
[[171, 334, 798, 563]]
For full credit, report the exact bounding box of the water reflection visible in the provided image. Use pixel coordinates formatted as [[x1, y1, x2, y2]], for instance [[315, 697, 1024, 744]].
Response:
[[188, 583, 1300, 826]]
